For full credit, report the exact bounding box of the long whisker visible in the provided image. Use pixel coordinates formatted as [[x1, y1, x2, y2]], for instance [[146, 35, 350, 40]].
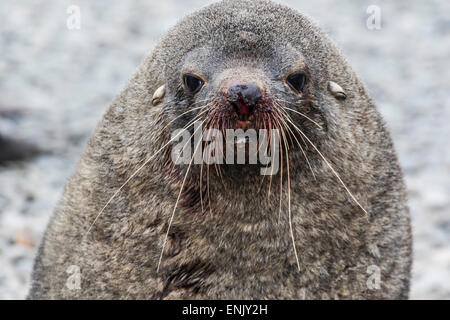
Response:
[[198, 108, 218, 215], [206, 124, 213, 218], [198, 109, 219, 216], [279, 121, 301, 271], [199, 143, 205, 214], [161, 105, 204, 128], [266, 114, 275, 195], [209, 115, 225, 188], [276, 119, 285, 224], [271, 95, 321, 128], [274, 105, 317, 181], [83, 106, 211, 239], [283, 113, 368, 215], [202, 114, 216, 218], [257, 113, 269, 194], [282, 106, 322, 129], [157, 120, 205, 272]]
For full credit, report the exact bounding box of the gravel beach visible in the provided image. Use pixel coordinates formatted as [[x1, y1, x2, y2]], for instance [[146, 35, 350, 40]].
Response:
[[0, 0, 449, 299]]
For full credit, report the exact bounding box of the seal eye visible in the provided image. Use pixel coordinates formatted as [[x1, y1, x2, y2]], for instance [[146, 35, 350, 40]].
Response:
[[183, 74, 204, 94], [286, 71, 307, 93]]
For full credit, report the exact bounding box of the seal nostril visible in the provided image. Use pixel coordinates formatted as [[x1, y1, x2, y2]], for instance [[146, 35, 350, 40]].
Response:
[[227, 81, 261, 120]]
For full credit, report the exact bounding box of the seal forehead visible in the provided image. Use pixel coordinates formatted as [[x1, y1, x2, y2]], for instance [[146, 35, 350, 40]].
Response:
[[158, 0, 288, 60], [154, 0, 349, 88], [158, 1, 286, 77]]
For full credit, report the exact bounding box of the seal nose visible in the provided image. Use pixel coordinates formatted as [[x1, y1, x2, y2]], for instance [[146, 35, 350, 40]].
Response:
[[227, 81, 262, 120]]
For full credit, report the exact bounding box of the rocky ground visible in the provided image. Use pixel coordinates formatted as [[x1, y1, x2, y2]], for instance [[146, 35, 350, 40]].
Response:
[[0, 0, 449, 299]]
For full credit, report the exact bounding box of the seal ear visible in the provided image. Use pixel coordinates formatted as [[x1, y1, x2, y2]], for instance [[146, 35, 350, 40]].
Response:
[[152, 85, 166, 106], [328, 81, 347, 100]]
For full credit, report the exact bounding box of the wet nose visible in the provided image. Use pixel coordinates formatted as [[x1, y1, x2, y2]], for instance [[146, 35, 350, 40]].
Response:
[[226, 81, 262, 119]]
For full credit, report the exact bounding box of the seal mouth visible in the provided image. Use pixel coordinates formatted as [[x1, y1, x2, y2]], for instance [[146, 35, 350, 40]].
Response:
[[213, 97, 271, 131], [232, 109, 255, 130], [231, 101, 255, 121]]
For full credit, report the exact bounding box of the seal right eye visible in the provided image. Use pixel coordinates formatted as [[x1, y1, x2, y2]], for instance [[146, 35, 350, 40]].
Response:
[[286, 71, 307, 94], [183, 74, 204, 94]]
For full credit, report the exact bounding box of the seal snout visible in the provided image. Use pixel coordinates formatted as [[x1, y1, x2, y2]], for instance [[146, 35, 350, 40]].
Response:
[[226, 81, 262, 121]]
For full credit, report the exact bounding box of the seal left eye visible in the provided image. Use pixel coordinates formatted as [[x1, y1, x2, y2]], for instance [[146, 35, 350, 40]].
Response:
[[183, 74, 204, 94]]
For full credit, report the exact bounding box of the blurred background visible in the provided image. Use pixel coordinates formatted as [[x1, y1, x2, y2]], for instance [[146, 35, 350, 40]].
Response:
[[0, 0, 448, 299]]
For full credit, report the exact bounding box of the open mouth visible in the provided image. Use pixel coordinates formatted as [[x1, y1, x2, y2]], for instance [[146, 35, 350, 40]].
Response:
[[231, 106, 256, 130], [231, 101, 255, 122]]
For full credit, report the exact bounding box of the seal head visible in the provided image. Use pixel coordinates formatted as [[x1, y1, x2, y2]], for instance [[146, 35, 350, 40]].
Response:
[[29, 0, 412, 300]]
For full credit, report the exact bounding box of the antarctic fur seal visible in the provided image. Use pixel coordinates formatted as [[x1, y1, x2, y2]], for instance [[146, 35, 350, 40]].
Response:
[[29, 0, 412, 299]]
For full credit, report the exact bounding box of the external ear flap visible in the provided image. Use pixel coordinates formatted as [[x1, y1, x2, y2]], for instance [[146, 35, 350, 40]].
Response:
[[328, 81, 347, 100], [152, 85, 166, 106]]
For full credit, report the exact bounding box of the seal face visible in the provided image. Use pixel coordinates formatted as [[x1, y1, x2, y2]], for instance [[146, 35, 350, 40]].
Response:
[[161, 30, 326, 178], [29, 0, 412, 300]]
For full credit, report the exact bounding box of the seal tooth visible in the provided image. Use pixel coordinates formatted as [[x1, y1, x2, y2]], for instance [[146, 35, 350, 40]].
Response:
[[152, 85, 166, 105], [328, 81, 347, 100]]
